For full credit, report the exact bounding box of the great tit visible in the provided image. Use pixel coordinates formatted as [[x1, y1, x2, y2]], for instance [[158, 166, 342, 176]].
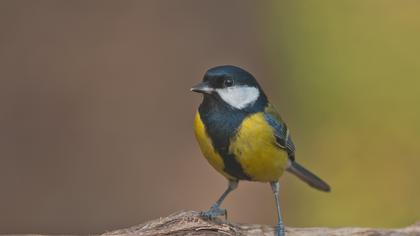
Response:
[[191, 65, 330, 236]]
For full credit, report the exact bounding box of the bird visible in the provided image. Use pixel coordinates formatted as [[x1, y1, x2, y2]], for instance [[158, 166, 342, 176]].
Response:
[[190, 65, 330, 236]]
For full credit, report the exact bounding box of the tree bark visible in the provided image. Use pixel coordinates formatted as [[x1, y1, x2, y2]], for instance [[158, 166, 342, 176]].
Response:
[[103, 210, 420, 236]]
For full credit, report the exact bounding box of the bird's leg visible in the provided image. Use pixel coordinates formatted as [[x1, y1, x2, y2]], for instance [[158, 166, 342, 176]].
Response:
[[270, 181, 285, 236], [201, 179, 238, 220]]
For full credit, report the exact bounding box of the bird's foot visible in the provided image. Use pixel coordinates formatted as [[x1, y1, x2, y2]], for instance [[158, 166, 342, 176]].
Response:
[[200, 204, 227, 220], [275, 223, 285, 236]]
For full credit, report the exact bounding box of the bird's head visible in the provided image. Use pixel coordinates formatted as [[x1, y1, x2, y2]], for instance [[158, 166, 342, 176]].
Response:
[[191, 65, 267, 110]]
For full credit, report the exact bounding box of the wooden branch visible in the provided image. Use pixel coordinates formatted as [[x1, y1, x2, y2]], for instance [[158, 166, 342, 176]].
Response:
[[102, 210, 420, 236]]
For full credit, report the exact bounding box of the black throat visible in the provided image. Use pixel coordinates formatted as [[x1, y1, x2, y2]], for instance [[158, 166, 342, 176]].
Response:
[[198, 93, 267, 180]]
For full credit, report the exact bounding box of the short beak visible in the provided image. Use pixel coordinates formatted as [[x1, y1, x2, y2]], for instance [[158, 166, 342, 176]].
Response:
[[190, 81, 213, 94]]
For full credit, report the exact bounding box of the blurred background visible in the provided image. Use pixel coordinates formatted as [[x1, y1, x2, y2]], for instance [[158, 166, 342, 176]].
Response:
[[1, 0, 419, 234]]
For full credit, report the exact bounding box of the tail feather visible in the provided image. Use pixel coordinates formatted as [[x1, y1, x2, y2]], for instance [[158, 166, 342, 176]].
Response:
[[287, 161, 331, 192]]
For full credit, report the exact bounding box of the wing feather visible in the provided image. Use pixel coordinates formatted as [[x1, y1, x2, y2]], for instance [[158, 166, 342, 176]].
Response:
[[264, 104, 295, 159]]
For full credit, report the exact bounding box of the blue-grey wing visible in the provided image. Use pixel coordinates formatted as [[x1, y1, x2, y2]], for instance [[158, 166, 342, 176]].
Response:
[[264, 112, 295, 160]]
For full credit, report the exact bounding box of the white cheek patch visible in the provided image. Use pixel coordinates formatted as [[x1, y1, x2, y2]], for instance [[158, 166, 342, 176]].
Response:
[[216, 86, 260, 109]]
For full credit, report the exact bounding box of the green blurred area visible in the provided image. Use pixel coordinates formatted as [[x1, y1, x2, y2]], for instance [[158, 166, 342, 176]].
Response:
[[265, 1, 420, 228]]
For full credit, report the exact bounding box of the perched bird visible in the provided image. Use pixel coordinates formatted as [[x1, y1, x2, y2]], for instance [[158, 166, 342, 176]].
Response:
[[191, 65, 330, 236]]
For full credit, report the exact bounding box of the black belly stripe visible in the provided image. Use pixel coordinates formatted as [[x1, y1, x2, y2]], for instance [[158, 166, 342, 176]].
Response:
[[198, 93, 269, 180], [222, 153, 251, 180], [198, 101, 251, 180]]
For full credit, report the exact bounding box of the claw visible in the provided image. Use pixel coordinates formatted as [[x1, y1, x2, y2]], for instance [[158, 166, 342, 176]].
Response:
[[200, 204, 227, 220], [276, 224, 285, 236]]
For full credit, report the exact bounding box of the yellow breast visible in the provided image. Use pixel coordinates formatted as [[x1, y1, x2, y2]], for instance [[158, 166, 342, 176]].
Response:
[[229, 112, 289, 182]]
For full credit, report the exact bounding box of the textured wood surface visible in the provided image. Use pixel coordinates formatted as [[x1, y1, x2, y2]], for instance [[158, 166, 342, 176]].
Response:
[[103, 210, 420, 236]]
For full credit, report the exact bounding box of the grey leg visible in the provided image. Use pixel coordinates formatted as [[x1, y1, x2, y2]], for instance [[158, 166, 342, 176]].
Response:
[[270, 181, 285, 236], [201, 179, 238, 220]]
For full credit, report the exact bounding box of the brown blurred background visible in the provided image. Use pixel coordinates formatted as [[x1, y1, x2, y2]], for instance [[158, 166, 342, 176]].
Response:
[[1, 0, 419, 234]]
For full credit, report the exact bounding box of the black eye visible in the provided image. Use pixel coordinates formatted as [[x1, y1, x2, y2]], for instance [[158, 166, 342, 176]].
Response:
[[224, 79, 234, 87]]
